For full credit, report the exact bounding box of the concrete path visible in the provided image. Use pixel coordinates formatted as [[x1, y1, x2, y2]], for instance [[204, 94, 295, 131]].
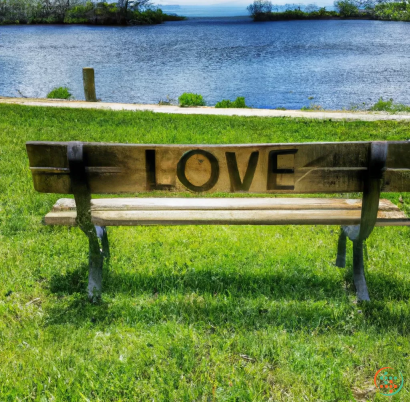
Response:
[[2, 96, 410, 121]]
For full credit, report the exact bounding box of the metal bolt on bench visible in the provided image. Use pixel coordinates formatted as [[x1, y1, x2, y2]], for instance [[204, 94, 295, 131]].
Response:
[[26, 140, 410, 302]]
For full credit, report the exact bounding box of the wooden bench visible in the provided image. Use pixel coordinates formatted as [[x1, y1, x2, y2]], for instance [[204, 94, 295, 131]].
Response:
[[26, 141, 410, 301]]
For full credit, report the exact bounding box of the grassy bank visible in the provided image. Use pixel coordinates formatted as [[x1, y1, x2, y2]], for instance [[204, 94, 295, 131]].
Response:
[[0, 104, 410, 401]]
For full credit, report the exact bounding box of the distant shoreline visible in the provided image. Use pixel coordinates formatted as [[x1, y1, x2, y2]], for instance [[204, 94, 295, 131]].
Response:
[[249, 3, 410, 23], [0, 5, 185, 26]]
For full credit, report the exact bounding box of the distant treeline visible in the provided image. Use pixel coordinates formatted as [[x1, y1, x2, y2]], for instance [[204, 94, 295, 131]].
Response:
[[0, 0, 186, 25], [247, 0, 410, 22]]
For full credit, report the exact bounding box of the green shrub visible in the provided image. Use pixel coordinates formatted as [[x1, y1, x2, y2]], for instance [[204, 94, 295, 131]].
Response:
[[334, 0, 359, 17], [374, 2, 410, 21], [178, 93, 206, 107], [215, 97, 248, 108], [46, 87, 73, 100], [368, 98, 410, 113], [132, 9, 165, 25]]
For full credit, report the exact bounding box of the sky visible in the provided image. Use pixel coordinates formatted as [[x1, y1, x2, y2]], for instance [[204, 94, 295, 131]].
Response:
[[154, 0, 334, 14], [155, 0, 331, 5], [155, 0, 251, 4]]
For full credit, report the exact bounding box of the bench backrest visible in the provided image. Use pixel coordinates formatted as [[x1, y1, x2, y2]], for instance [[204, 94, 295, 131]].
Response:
[[26, 141, 410, 194]]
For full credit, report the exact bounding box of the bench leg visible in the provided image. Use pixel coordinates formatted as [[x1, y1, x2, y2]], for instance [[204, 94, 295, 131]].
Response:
[[83, 226, 110, 301], [67, 142, 110, 301], [96, 226, 110, 258], [335, 227, 347, 268], [87, 235, 104, 301], [352, 240, 370, 302], [339, 225, 371, 302]]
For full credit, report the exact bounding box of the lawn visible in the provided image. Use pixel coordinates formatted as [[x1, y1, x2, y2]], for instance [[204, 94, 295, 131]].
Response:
[[0, 104, 409, 401]]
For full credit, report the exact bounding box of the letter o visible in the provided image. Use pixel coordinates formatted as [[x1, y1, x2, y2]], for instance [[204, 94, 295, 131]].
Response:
[[177, 150, 219, 192]]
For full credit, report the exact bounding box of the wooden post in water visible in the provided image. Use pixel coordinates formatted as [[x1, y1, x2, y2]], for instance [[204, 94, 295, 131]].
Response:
[[83, 67, 97, 102]]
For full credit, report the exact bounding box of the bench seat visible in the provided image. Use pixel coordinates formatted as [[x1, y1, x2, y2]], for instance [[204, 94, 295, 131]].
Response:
[[44, 198, 410, 227]]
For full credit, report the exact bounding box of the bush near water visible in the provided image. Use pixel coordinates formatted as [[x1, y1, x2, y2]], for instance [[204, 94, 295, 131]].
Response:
[[215, 97, 248, 108], [178, 93, 206, 107], [46, 87, 72, 100], [178, 94, 248, 108]]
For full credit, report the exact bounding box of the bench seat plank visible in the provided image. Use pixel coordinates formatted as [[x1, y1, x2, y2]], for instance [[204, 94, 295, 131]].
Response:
[[44, 198, 409, 227], [52, 197, 399, 211]]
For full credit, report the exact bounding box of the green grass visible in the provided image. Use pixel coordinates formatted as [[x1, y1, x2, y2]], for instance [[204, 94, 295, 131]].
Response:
[[1, 103, 410, 401], [46, 87, 72, 100]]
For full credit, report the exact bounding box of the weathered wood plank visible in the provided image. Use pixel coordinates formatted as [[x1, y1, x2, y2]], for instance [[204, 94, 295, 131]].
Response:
[[43, 208, 409, 226], [27, 141, 410, 194], [51, 197, 400, 212]]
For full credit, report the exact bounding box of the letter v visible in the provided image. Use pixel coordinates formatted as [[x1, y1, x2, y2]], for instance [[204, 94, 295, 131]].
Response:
[[225, 151, 259, 192]]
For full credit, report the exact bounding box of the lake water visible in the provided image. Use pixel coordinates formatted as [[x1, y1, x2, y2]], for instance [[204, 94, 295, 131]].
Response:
[[1, 18, 410, 110]]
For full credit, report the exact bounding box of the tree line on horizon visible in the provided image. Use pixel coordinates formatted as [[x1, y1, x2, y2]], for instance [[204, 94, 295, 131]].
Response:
[[247, 0, 410, 21], [0, 0, 185, 25]]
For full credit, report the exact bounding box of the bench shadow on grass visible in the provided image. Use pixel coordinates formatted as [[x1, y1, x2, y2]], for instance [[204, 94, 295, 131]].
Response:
[[46, 260, 410, 334], [49, 259, 346, 301]]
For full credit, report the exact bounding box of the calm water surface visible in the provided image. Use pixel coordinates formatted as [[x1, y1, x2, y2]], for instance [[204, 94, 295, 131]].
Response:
[[1, 18, 410, 109]]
